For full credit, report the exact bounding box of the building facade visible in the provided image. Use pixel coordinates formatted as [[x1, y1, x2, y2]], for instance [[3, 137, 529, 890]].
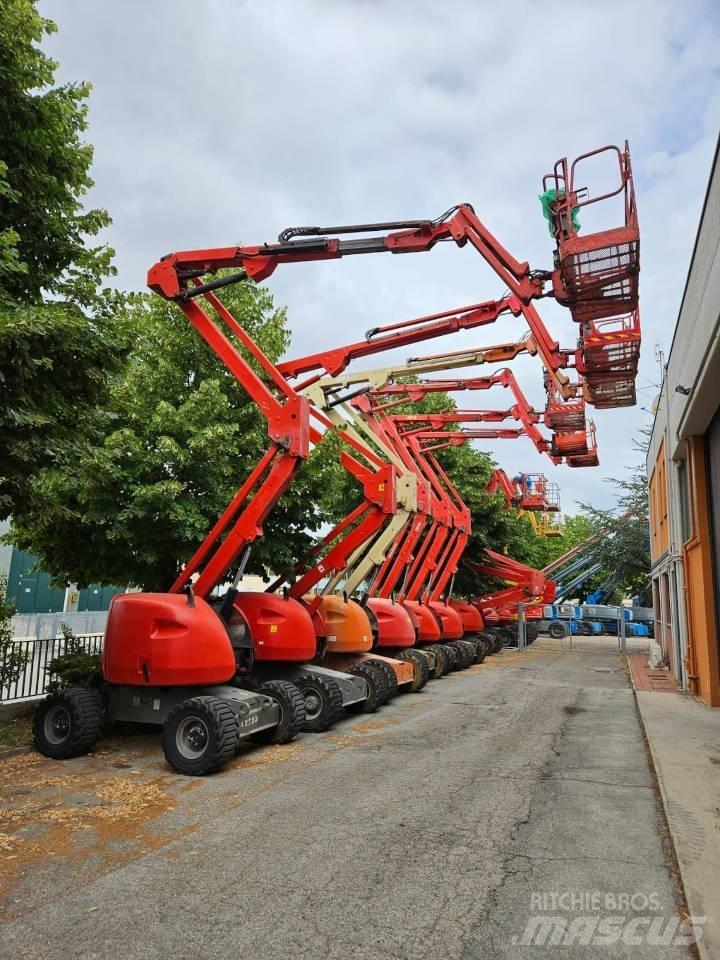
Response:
[[0, 520, 123, 615], [646, 137, 720, 707]]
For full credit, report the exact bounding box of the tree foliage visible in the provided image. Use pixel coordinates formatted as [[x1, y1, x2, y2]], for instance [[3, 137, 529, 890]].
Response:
[[46, 623, 102, 692], [0, 574, 28, 690], [579, 462, 652, 604], [0, 2, 112, 305], [10, 285, 340, 591], [0, 1, 122, 522]]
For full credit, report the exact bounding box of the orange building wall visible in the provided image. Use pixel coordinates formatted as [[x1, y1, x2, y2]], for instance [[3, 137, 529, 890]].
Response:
[[649, 437, 669, 561], [682, 437, 720, 707]]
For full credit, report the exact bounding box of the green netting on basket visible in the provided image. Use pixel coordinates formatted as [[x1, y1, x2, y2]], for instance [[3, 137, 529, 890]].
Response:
[[539, 188, 581, 237]]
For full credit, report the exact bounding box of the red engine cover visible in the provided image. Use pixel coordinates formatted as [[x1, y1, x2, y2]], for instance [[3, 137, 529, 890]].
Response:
[[366, 598, 416, 648], [103, 593, 236, 687], [429, 601, 464, 640], [449, 598, 484, 632], [233, 592, 317, 662], [402, 601, 441, 642]]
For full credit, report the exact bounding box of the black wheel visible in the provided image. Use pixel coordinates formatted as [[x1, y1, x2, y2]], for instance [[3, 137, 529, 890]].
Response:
[[478, 631, 497, 656], [448, 639, 474, 669], [294, 674, 344, 732], [460, 639, 478, 666], [423, 644, 447, 679], [488, 630, 504, 653], [346, 661, 389, 713], [442, 642, 460, 670], [579, 621, 592, 636], [548, 621, 566, 639], [251, 680, 306, 744], [366, 661, 392, 705], [463, 636, 487, 664], [397, 649, 429, 691], [477, 635, 492, 658], [162, 696, 239, 776], [33, 688, 103, 760], [369, 659, 399, 699], [435, 643, 455, 673]]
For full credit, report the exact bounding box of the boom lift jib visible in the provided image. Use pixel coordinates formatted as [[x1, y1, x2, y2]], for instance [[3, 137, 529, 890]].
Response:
[[149, 141, 640, 408]]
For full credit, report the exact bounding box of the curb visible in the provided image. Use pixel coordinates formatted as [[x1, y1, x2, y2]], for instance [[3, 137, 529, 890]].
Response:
[[631, 687, 703, 960], [0, 744, 34, 760]]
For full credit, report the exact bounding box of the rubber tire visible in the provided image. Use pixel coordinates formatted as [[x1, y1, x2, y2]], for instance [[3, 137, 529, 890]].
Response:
[[478, 631, 497, 656], [292, 674, 344, 732], [251, 680, 306, 744], [397, 649, 430, 692], [463, 636, 487, 664], [423, 644, 447, 679], [478, 635, 493, 658], [458, 638, 478, 666], [487, 630, 504, 653], [33, 688, 103, 760], [346, 662, 389, 713], [162, 696, 239, 776], [442, 642, 460, 670], [548, 621, 566, 640], [435, 644, 455, 673], [370, 660, 399, 700], [579, 622, 592, 636], [448, 639, 474, 669]]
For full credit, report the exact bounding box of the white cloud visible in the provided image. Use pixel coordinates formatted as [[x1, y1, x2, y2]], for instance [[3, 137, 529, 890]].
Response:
[[41, 0, 720, 511]]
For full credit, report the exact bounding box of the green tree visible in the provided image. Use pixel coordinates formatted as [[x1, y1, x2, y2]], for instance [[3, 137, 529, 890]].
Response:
[[0, 1, 122, 521], [579, 464, 652, 603], [46, 623, 102, 692], [0, 574, 28, 691], [10, 285, 339, 591]]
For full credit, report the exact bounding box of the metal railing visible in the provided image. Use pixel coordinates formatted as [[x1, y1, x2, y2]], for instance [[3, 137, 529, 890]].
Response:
[[0, 634, 103, 703]]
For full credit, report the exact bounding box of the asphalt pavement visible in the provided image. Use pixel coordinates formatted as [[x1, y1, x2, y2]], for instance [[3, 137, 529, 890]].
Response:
[[0, 643, 694, 959]]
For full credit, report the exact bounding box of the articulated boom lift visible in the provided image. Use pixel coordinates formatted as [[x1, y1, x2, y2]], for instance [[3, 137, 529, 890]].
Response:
[[149, 142, 639, 408], [486, 470, 563, 538], [32, 142, 638, 775], [400, 421, 560, 636], [322, 341, 598, 465], [467, 552, 557, 645]]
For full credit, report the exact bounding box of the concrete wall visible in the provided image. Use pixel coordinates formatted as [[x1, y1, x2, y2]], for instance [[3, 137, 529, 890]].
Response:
[[647, 137, 720, 469]]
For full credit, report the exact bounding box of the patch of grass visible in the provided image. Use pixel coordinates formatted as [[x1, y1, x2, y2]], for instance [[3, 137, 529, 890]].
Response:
[[0, 715, 33, 750]]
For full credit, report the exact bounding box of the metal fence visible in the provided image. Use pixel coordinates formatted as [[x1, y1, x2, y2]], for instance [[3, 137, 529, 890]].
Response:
[[1, 634, 104, 703]]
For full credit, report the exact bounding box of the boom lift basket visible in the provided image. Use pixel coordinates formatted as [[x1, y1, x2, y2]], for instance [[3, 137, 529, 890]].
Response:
[[544, 143, 640, 410], [578, 309, 641, 408], [515, 474, 560, 513], [544, 398, 587, 432], [545, 144, 639, 323]]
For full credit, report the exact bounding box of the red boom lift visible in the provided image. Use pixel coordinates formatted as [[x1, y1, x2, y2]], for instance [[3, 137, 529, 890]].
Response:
[[32, 143, 638, 774]]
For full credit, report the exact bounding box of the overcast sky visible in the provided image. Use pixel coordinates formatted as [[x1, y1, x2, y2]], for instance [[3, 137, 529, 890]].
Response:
[[41, 0, 720, 513]]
